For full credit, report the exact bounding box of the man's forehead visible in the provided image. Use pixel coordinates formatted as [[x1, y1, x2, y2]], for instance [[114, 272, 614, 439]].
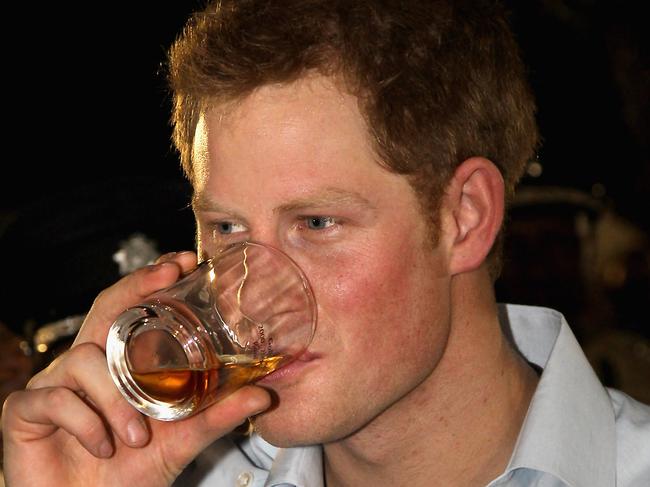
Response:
[[194, 75, 362, 139]]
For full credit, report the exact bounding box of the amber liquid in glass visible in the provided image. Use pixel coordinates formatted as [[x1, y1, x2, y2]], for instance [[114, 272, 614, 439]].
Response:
[[130, 355, 284, 409]]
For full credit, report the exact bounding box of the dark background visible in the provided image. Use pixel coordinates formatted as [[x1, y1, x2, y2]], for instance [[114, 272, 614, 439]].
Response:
[[0, 1, 648, 401]]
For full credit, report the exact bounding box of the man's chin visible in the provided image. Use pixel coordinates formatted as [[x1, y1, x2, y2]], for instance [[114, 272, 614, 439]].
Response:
[[251, 408, 364, 449], [250, 415, 314, 448], [250, 410, 336, 448]]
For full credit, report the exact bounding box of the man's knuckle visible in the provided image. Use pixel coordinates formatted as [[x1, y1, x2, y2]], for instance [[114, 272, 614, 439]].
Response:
[[1, 392, 21, 431], [2, 390, 22, 417], [46, 387, 73, 409], [70, 342, 102, 362]]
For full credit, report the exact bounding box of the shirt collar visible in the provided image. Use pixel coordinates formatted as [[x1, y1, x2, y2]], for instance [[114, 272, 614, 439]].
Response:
[[498, 304, 616, 487], [244, 434, 324, 487], [267, 444, 324, 487]]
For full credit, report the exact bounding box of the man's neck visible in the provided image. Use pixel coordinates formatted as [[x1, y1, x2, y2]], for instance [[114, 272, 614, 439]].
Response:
[[323, 272, 539, 487]]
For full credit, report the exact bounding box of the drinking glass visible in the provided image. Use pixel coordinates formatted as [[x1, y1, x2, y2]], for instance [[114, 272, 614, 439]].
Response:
[[106, 241, 316, 421]]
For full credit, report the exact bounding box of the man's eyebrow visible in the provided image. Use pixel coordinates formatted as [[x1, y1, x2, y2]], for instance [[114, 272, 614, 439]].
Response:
[[192, 187, 376, 215], [192, 193, 243, 218], [274, 188, 376, 213]]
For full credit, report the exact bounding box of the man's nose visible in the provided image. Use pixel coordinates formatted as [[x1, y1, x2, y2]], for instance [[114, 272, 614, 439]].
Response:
[[245, 225, 311, 279], [246, 224, 285, 252]]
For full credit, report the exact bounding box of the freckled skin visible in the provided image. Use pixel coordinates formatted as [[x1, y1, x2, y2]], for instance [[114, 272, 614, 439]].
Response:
[[192, 76, 452, 447]]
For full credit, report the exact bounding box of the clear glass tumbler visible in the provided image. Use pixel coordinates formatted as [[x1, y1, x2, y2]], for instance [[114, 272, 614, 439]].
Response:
[[106, 241, 316, 421]]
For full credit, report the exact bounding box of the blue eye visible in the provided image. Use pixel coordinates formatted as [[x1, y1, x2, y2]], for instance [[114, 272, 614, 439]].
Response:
[[215, 222, 246, 235], [306, 216, 335, 230], [218, 223, 234, 234]]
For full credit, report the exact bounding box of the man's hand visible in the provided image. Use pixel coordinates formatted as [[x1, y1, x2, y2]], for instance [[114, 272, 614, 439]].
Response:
[[1, 252, 271, 487]]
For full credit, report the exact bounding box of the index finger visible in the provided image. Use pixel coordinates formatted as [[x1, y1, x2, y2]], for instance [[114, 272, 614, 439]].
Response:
[[73, 251, 198, 348]]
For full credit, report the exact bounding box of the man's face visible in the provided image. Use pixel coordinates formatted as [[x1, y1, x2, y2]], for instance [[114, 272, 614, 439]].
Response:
[[192, 76, 453, 446]]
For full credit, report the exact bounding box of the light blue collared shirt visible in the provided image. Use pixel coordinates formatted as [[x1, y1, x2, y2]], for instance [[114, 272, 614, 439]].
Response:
[[176, 305, 650, 487]]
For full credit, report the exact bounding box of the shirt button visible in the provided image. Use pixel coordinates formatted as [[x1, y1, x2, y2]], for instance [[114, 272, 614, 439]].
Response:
[[236, 471, 253, 487]]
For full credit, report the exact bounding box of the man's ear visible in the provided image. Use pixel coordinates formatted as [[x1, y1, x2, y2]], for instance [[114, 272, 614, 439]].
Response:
[[445, 157, 504, 276]]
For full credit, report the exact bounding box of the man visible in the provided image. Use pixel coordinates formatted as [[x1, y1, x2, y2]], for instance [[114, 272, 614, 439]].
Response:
[[2, 1, 649, 486]]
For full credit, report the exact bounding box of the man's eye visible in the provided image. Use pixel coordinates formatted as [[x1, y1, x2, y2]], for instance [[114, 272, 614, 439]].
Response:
[[215, 222, 246, 234], [306, 216, 335, 230]]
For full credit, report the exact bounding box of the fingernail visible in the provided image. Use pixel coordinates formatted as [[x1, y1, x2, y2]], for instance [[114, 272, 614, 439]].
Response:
[[155, 252, 177, 264], [98, 439, 113, 458], [176, 250, 195, 256], [127, 417, 148, 445]]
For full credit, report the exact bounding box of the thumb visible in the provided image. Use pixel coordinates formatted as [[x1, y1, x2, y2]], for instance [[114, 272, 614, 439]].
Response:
[[159, 385, 272, 470]]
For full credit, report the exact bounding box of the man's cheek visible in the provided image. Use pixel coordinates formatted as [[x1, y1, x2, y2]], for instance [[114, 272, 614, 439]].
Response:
[[315, 256, 413, 324]]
